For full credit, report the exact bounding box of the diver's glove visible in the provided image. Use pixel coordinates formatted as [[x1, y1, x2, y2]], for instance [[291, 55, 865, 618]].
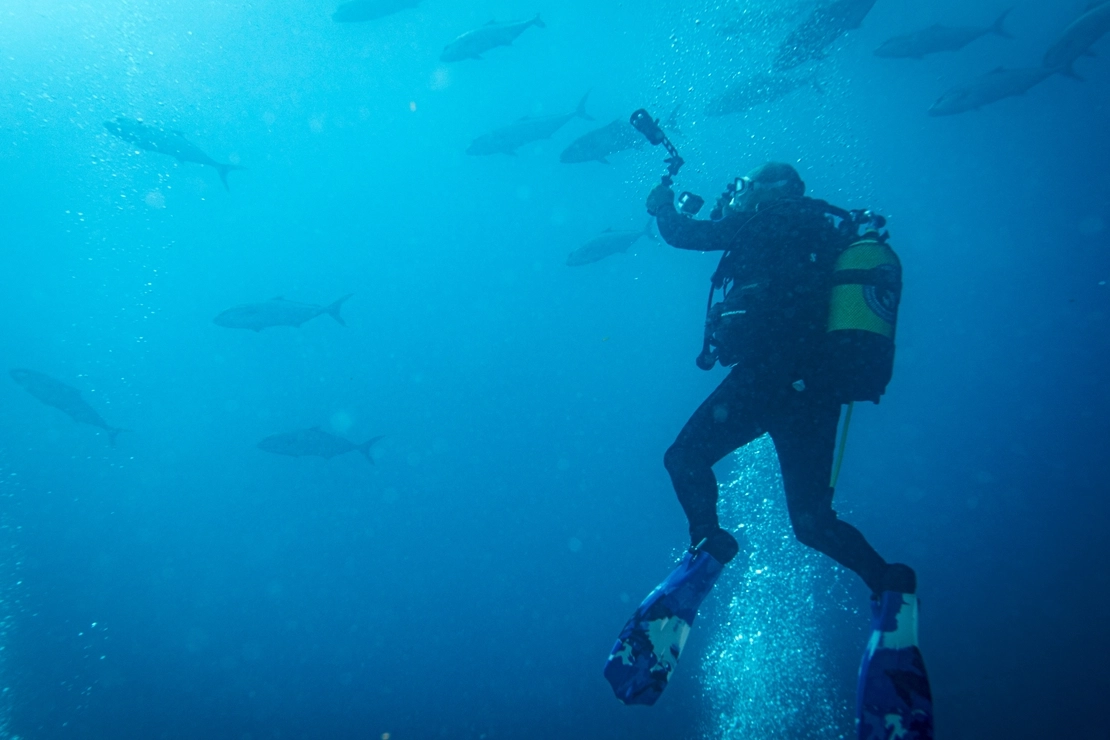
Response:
[[646, 183, 675, 216]]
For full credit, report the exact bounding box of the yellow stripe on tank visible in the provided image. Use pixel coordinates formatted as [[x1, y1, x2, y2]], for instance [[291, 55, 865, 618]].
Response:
[[827, 285, 894, 336]]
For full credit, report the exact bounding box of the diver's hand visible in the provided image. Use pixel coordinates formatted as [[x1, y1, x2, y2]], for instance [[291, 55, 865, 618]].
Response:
[[646, 183, 675, 216]]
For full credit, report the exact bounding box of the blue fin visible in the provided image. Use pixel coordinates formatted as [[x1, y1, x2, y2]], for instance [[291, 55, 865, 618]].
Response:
[[604, 547, 724, 706], [857, 592, 934, 739]]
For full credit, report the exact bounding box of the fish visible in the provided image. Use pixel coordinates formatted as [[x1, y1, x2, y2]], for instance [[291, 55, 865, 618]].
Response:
[[559, 106, 677, 164], [1044, 1, 1110, 72], [467, 92, 593, 156], [441, 15, 546, 62], [705, 70, 818, 117], [10, 369, 125, 445], [559, 119, 642, 164], [333, 0, 418, 22], [774, 0, 878, 71], [258, 428, 384, 462], [715, 3, 817, 41], [927, 66, 1073, 116], [213, 295, 353, 332], [104, 117, 245, 190], [566, 221, 654, 267], [875, 9, 1013, 59]]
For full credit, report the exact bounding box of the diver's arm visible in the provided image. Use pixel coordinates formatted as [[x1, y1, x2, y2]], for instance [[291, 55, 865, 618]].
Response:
[[654, 204, 735, 252]]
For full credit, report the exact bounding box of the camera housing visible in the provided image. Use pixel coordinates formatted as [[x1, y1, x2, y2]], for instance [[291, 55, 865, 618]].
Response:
[[677, 192, 705, 215], [630, 109, 666, 146], [629, 108, 684, 180]]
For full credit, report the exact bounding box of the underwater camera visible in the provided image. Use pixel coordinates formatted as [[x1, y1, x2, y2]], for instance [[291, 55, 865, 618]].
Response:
[[677, 192, 705, 215], [630, 108, 667, 146], [630, 108, 703, 215]]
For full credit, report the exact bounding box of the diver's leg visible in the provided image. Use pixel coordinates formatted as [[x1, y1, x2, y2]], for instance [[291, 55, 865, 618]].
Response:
[[664, 370, 763, 563], [768, 394, 912, 594]]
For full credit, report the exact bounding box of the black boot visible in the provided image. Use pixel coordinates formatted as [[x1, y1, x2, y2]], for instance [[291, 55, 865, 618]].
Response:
[[879, 563, 917, 595], [691, 525, 741, 565]]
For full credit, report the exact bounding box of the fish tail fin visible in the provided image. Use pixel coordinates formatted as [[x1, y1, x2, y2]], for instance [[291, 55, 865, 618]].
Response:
[[643, 219, 657, 239], [326, 293, 354, 326], [576, 91, 594, 121], [216, 163, 247, 190], [108, 427, 128, 447], [992, 8, 1014, 39], [357, 435, 385, 463], [532, 13, 546, 28]]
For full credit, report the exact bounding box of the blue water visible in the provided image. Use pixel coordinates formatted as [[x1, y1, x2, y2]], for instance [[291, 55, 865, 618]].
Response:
[[2, 0, 1108, 737]]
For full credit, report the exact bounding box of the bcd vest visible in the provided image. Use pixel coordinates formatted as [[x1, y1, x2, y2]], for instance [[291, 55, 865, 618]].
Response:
[[697, 206, 901, 404]]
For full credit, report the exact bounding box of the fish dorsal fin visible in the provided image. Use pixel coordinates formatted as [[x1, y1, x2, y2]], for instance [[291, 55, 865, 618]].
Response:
[[485, 19, 497, 25], [604, 227, 613, 232], [309, 425, 322, 431], [271, 295, 285, 301]]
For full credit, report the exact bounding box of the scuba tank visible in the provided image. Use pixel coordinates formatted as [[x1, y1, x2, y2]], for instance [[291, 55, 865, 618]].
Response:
[[825, 213, 901, 403], [694, 205, 901, 404]]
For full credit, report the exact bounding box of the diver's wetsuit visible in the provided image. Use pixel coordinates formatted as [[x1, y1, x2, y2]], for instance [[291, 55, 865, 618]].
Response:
[[655, 196, 894, 595]]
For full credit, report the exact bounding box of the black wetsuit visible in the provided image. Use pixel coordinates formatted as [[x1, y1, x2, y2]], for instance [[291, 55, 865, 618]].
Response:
[[656, 196, 896, 595]]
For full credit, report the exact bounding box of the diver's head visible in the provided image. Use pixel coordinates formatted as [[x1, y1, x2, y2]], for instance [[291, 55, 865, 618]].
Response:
[[729, 162, 805, 212]]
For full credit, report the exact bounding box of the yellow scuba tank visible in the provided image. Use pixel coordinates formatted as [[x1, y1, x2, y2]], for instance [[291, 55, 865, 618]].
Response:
[[826, 230, 901, 403]]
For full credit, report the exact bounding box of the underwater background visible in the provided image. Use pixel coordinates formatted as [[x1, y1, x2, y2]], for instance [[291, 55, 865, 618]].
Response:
[[1, 0, 1108, 737]]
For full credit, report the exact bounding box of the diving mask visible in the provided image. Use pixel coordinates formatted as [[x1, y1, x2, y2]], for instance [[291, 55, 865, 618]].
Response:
[[728, 177, 798, 210]]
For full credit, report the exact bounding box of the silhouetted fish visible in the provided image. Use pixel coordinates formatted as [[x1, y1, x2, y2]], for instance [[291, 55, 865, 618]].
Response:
[[566, 222, 654, 266], [333, 0, 418, 22], [467, 93, 593, 156], [559, 119, 642, 164], [10, 369, 125, 445], [1044, 1, 1110, 72], [774, 0, 877, 70], [705, 71, 818, 117], [258, 428, 383, 462], [875, 9, 1013, 59], [928, 65, 1073, 116], [104, 117, 245, 190], [441, 15, 545, 62], [561, 105, 678, 163], [213, 295, 353, 332]]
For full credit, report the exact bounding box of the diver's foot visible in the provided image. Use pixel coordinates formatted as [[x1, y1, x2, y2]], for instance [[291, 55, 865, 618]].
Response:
[[879, 563, 917, 595], [691, 526, 740, 565]]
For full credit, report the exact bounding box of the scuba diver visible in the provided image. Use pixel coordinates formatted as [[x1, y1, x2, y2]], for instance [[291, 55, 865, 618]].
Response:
[[643, 162, 916, 597], [606, 112, 932, 738]]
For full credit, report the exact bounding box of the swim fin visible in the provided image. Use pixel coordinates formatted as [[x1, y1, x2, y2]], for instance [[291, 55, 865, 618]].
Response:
[[857, 591, 934, 739], [604, 546, 724, 706]]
